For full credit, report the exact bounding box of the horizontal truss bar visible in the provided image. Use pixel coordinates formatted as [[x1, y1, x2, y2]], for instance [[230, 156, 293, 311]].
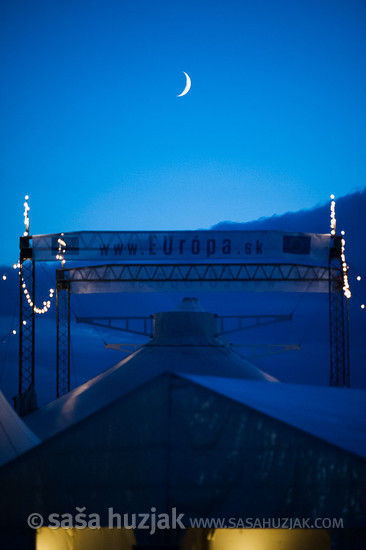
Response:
[[76, 313, 292, 337], [59, 263, 334, 285], [76, 316, 153, 337], [218, 314, 292, 335]]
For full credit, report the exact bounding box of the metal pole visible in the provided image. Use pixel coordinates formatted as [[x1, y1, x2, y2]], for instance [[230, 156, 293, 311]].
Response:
[[346, 297, 350, 387], [56, 273, 71, 398], [67, 285, 70, 393], [31, 259, 35, 386], [56, 283, 60, 398], [18, 260, 23, 395]]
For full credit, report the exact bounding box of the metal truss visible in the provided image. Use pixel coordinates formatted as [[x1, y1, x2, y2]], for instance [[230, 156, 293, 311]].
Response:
[[56, 276, 70, 397], [53, 258, 348, 396], [18, 258, 35, 396], [216, 314, 292, 335], [76, 313, 292, 338], [18, 228, 351, 402], [62, 263, 331, 286], [78, 313, 296, 362], [329, 256, 350, 387], [15, 234, 38, 417], [232, 343, 300, 359], [76, 316, 153, 337]]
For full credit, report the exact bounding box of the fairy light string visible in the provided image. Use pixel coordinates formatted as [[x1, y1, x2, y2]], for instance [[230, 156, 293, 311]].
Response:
[[21, 195, 61, 315], [330, 194, 351, 300], [1, 197, 67, 333], [330, 194, 336, 236], [20, 233, 67, 316], [23, 195, 30, 236]]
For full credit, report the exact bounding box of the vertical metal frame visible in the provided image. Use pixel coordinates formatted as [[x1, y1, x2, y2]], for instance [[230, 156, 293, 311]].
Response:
[[18, 237, 35, 396], [329, 236, 350, 387], [56, 273, 70, 397]]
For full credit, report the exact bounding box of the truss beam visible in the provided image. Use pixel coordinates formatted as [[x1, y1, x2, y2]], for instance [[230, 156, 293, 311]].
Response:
[[59, 263, 333, 294], [18, 237, 35, 397], [232, 343, 300, 359], [329, 270, 350, 387], [76, 316, 153, 337], [217, 314, 292, 335], [76, 313, 291, 338], [56, 277, 70, 397]]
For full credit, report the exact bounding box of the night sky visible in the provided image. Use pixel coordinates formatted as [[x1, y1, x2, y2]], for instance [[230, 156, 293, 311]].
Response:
[[0, 1, 365, 402], [0, 0, 365, 263]]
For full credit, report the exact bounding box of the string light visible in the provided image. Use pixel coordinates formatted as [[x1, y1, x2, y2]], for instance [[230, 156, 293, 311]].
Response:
[[2, 197, 68, 338], [19, 271, 55, 315], [330, 196, 351, 299], [361, 305, 365, 310], [357, 276, 361, 281], [56, 233, 66, 267], [17, 195, 61, 315], [340, 235, 351, 299], [23, 195, 30, 236], [3, 254, 57, 316], [1, 261, 19, 281], [330, 194, 336, 235]]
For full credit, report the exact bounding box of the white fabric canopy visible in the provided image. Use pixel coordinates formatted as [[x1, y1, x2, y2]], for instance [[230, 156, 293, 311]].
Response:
[[183, 374, 366, 459], [0, 390, 40, 466]]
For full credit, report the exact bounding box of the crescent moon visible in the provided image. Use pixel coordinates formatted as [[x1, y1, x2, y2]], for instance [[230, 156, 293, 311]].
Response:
[[177, 71, 191, 97]]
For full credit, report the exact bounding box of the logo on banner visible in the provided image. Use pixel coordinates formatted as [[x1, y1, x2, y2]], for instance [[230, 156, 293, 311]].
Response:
[[282, 236, 311, 255]]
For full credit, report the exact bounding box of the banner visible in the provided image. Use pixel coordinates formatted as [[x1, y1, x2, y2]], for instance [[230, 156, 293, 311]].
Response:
[[32, 230, 331, 266]]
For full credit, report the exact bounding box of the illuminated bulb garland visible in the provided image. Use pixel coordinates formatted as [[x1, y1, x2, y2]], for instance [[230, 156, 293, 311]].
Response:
[[23, 195, 30, 236], [0, 261, 20, 282], [20, 272, 55, 314], [56, 234, 66, 268], [340, 236, 351, 299], [330, 194, 336, 235], [21, 196, 63, 314], [3, 196, 66, 317], [330, 194, 351, 299]]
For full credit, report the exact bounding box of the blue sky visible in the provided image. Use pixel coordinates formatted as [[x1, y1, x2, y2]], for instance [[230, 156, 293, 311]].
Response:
[[0, 0, 365, 264]]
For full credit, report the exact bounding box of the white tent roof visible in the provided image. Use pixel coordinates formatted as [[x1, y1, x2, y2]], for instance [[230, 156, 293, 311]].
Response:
[[182, 374, 366, 459], [0, 390, 40, 467], [23, 302, 365, 461], [25, 305, 276, 439]]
